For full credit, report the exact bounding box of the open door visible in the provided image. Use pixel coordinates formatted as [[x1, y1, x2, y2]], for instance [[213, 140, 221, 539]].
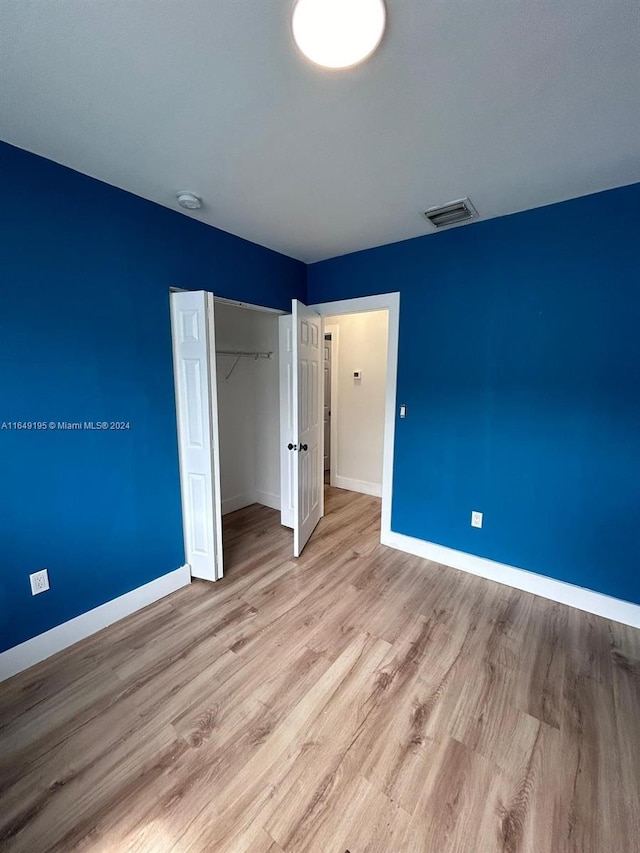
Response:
[[170, 290, 224, 581], [291, 299, 323, 557], [279, 314, 295, 529]]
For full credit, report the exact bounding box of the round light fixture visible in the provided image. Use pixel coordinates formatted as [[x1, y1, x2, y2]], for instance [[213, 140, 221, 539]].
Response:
[[292, 0, 386, 70], [176, 192, 202, 210]]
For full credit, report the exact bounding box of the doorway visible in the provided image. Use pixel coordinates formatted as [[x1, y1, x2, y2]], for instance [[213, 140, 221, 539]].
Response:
[[214, 300, 292, 573], [171, 291, 289, 581], [278, 293, 399, 546], [214, 301, 282, 516], [322, 309, 389, 499]]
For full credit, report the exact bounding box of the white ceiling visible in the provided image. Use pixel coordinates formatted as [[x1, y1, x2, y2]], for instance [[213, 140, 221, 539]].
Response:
[[1, 0, 639, 262]]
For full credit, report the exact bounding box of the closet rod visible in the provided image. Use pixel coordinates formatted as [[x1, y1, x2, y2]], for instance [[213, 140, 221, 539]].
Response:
[[216, 350, 273, 359], [216, 350, 273, 382]]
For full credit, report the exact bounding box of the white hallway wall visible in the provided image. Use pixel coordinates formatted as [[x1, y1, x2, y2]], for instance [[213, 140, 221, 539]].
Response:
[[214, 303, 280, 514], [326, 310, 389, 497]]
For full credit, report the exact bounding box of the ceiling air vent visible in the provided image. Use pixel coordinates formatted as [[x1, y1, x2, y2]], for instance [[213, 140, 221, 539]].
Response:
[[424, 197, 478, 229]]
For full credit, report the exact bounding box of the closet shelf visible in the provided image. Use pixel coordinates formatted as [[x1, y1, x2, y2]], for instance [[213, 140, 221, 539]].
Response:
[[216, 350, 273, 359]]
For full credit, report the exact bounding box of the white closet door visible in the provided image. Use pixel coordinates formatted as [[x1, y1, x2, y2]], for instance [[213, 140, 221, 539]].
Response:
[[292, 299, 323, 557], [279, 315, 294, 529], [170, 290, 223, 581]]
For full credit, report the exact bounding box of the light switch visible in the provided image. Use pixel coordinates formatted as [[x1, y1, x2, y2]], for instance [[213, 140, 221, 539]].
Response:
[[400, 404, 406, 418]]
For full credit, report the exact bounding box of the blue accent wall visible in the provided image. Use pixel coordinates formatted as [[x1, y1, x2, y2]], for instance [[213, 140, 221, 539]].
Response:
[[308, 184, 640, 605], [0, 141, 305, 652], [2, 138, 638, 656]]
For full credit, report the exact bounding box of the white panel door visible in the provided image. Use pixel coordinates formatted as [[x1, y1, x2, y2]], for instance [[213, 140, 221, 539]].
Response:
[[292, 299, 323, 557], [170, 290, 223, 581], [279, 315, 294, 529]]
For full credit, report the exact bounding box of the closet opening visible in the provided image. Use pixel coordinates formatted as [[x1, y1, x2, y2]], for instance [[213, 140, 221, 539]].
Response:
[[214, 300, 291, 576]]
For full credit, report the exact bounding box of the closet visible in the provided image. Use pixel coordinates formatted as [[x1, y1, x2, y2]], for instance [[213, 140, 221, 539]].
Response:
[[214, 302, 282, 517]]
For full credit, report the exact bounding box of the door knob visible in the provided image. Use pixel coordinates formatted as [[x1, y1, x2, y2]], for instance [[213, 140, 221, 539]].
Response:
[[287, 442, 297, 451], [300, 443, 308, 451]]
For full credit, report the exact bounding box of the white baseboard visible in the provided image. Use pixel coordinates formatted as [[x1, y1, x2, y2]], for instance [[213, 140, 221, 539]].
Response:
[[222, 492, 256, 516], [382, 530, 640, 629], [255, 489, 281, 511], [222, 490, 280, 515], [333, 475, 382, 498], [0, 565, 191, 683]]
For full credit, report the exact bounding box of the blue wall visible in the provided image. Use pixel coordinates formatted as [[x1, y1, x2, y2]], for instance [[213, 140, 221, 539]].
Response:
[[0, 141, 305, 652], [2, 139, 638, 656], [309, 184, 640, 605]]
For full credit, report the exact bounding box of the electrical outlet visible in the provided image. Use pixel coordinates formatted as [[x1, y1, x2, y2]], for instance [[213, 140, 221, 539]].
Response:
[[471, 510, 483, 529], [30, 569, 50, 595]]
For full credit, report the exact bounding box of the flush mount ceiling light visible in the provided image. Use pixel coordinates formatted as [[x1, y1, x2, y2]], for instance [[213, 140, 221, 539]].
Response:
[[176, 192, 202, 210], [292, 0, 386, 69]]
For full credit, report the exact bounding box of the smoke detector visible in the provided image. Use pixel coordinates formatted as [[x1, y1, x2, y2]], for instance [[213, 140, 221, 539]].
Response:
[[176, 192, 202, 210], [424, 198, 477, 229]]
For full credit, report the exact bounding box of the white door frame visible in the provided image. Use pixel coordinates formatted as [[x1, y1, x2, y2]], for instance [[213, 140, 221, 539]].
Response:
[[323, 324, 338, 487], [213, 295, 286, 316], [309, 293, 400, 541]]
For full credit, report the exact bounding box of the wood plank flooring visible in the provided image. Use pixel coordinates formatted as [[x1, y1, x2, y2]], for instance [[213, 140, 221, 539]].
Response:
[[1, 487, 639, 852]]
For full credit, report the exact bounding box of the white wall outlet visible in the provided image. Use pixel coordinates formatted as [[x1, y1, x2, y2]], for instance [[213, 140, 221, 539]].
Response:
[[30, 569, 50, 595], [353, 370, 362, 380], [471, 510, 483, 529]]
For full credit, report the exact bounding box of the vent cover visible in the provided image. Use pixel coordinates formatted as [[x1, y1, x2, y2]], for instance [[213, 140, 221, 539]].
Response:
[[424, 198, 477, 229]]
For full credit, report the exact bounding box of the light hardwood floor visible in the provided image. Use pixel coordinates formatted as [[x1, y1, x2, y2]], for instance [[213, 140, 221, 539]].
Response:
[[1, 487, 639, 852]]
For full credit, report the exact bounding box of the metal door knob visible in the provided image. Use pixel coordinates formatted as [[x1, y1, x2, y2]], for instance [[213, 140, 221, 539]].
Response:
[[300, 443, 308, 451], [287, 442, 297, 451]]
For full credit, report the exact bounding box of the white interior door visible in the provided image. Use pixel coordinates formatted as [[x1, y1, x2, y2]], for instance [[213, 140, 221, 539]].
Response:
[[170, 290, 223, 581], [279, 315, 294, 529], [292, 299, 323, 557]]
